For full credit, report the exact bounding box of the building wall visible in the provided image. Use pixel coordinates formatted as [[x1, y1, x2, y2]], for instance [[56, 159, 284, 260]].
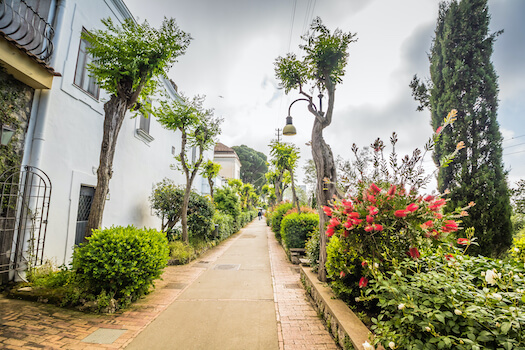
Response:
[[23, 0, 212, 265], [214, 155, 241, 180]]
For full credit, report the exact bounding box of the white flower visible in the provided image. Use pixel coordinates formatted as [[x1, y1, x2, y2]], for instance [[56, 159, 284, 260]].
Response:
[[514, 247, 520, 253], [362, 341, 375, 350], [355, 297, 360, 302], [454, 309, 462, 315], [485, 269, 498, 285], [425, 326, 431, 332], [398, 303, 405, 310], [374, 262, 379, 269], [492, 293, 502, 301], [481, 271, 486, 276], [388, 341, 395, 349]]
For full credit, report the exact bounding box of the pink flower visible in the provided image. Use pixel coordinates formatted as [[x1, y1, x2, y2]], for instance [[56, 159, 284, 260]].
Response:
[[457, 238, 469, 245], [340, 271, 346, 278], [408, 247, 420, 259], [366, 215, 374, 224], [406, 203, 419, 212], [367, 195, 377, 204], [394, 210, 407, 218], [344, 220, 354, 229], [374, 224, 383, 231], [323, 206, 332, 217], [424, 195, 435, 202], [442, 220, 459, 232], [347, 212, 360, 219], [367, 206, 379, 215], [436, 126, 443, 134], [359, 277, 368, 288], [420, 220, 434, 230], [429, 199, 446, 211], [364, 225, 374, 232]]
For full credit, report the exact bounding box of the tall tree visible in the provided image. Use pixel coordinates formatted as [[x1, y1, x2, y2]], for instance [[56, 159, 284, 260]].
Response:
[[154, 95, 222, 243], [411, 0, 512, 256], [84, 18, 191, 237], [200, 160, 221, 200], [275, 17, 356, 280], [269, 141, 301, 213], [231, 145, 268, 190]]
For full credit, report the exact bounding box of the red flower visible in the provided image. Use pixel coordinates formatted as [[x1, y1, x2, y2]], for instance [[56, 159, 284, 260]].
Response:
[[326, 227, 335, 237], [444, 254, 454, 261], [374, 224, 383, 231], [457, 238, 469, 245], [408, 247, 420, 259], [420, 220, 434, 230], [433, 212, 443, 219], [340, 271, 346, 278], [394, 210, 407, 218], [344, 220, 353, 229], [366, 215, 374, 224], [369, 183, 381, 195], [367, 195, 377, 204], [406, 203, 419, 212], [361, 261, 368, 267], [367, 206, 379, 215], [348, 212, 360, 219], [352, 218, 363, 226], [364, 225, 374, 232], [329, 217, 341, 227], [424, 195, 435, 202], [429, 199, 446, 211], [442, 220, 459, 232], [436, 126, 443, 134], [387, 185, 397, 196], [359, 277, 368, 288], [323, 206, 332, 217]]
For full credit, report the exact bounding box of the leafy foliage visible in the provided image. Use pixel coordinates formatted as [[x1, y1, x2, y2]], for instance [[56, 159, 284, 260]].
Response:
[[72, 226, 169, 307], [512, 180, 525, 215], [214, 187, 242, 232], [280, 212, 319, 249], [231, 145, 268, 190], [270, 202, 294, 240], [411, 0, 512, 257]]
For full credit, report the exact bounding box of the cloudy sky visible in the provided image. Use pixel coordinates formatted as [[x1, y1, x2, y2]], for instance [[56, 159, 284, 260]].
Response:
[[124, 0, 525, 188]]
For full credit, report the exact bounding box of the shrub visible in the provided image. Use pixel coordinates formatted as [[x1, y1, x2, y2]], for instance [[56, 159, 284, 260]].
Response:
[[305, 227, 320, 271], [361, 245, 525, 349], [511, 235, 525, 264], [213, 210, 235, 239], [168, 241, 195, 264], [187, 192, 215, 240], [72, 226, 169, 307], [280, 212, 319, 249], [215, 187, 242, 231], [270, 202, 293, 239]]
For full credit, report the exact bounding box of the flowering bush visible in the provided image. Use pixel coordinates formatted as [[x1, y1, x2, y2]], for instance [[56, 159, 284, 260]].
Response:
[[360, 244, 525, 349]]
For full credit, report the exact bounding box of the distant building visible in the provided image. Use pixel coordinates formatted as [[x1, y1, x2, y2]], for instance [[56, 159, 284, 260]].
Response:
[[213, 142, 241, 180]]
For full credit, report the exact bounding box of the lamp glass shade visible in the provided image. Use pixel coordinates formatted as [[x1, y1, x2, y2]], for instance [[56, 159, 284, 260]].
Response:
[[1, 126, 15, 146], [283, 115, 296, 136]]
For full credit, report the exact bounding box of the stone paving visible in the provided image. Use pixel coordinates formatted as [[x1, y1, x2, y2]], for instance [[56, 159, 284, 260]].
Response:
[[0, 220, 338, 349]]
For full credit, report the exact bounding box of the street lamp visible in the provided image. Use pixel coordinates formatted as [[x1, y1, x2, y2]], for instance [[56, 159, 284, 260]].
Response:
[[0, 125, 16, 146], [282, 94, 324, 136]]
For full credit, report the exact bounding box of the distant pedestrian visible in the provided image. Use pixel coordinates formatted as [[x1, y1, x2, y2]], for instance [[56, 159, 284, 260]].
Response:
[[258, 210, 262, 220]]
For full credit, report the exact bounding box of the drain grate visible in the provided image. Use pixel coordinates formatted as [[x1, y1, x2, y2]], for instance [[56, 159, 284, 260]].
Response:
[[164, 282, 188, 289], [284, 283, 302, 289], [82, 328, 127, 344], [213, 264, 241, 270]]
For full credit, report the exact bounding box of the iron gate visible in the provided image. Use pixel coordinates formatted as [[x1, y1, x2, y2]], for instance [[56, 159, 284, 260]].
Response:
[[0, 165, 51, 283]]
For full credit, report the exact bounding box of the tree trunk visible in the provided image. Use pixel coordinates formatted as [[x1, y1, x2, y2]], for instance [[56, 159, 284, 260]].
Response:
[[85, 95, 128, 239], [289, 168, 301, 213], [208, 178, 214, 200], [311, 116, 338, 282], [181, 181, 192, 243]]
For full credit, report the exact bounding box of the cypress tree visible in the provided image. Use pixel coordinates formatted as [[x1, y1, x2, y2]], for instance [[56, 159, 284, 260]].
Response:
[[411, 0, 512, 256]]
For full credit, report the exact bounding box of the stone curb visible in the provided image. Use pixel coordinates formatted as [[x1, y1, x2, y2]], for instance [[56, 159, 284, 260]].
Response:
[[300, 266, 385, 350]]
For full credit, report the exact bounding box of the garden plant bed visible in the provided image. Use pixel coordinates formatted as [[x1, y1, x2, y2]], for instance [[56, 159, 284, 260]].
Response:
[[300, 266, 384, 350]]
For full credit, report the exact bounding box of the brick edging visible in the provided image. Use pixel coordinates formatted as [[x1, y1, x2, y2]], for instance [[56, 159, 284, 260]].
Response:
[[300, 266, 385, 350]]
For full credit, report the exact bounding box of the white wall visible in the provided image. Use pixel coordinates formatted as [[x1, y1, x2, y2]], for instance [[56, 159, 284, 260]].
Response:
[[24, 0, 209, 265]]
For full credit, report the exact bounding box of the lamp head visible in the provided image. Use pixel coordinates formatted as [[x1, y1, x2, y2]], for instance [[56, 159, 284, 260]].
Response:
[[282, 115, 297, 136]]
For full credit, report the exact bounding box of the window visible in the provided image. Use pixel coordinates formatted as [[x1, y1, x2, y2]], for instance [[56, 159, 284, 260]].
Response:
[[135, 111, 154, 143], [139, 113, 150, 134], [73, 29, 99, 98]]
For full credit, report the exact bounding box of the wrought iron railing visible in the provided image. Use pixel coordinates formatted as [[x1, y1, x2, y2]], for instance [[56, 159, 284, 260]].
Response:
[[0, 0, 54, 62]]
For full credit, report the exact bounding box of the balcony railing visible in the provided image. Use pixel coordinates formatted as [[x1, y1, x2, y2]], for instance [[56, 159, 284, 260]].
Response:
[[0, 0, 54, 63]]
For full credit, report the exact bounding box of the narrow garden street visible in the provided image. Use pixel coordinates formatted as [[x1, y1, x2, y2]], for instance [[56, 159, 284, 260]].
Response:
[[0, 219, 338, 350]]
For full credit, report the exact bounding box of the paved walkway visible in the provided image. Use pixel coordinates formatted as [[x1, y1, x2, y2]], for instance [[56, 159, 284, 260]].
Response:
[[0, 219, 338, 349]]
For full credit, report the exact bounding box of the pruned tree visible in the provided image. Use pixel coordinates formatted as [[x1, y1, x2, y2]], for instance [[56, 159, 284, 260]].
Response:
[[274, 17, 356, 280], [200, 160, 221, 200], [154, 95, 222, 243], [83, 18, 191, 238], [410, 0, 512, 256], [231, 145, 268, 190], [269, 141, 301, 213]]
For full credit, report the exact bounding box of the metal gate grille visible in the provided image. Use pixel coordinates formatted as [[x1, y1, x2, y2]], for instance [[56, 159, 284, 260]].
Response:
[[0, 166, 51, 283]]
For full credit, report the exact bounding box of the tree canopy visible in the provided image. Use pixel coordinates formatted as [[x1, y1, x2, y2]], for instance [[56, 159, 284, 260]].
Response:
[[231, 145, 268, 190]]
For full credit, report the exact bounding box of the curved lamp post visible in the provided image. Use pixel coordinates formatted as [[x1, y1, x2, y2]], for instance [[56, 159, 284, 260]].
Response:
[[282, 95, 323, 136]]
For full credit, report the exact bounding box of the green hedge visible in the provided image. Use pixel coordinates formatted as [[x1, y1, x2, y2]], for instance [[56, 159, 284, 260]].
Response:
[[72, 226, 169, 306], [270, 202, 293, 239], [280, 212, 319, 249], [213, 210, 235, 239]]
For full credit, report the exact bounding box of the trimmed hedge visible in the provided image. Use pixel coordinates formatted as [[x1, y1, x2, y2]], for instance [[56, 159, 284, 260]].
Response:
[[72, 226, 169, 306], [270, 202, 293, 239], [280, 212, 319, 249]]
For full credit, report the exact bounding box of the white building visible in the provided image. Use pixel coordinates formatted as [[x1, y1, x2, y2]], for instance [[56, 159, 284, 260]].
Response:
[[0, 0, 212, 278], [213, 142, 241, 180]]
